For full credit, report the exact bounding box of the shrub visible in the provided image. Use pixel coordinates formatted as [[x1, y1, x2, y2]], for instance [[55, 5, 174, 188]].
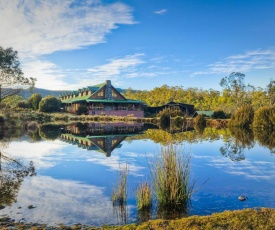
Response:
[[112, 164, 128, 206], [173, 116, 183, 128], [229, 105, 254, 128], [39, 124, 61, 140], [136, 182, 152, 211], [253, 106, 275, 129], [39, 96, 61, 113], [76, 106, 88, 115], [28, 94, 42, 110], [0, 115, 4, 123], [16, 101, 30, 109], [194, 114, 206, 128], [151, 145, 195, 209], [160, 113, 170, 130], [212, 110, 227, 119]]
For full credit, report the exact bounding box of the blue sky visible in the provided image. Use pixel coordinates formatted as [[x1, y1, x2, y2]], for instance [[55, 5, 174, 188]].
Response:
[[0, 0, 275, 91]]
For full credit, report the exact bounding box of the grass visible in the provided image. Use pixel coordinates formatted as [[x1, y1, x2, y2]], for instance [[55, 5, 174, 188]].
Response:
[[136, 182, 152, 210], [112, 163, 128, 206], [150, 144, 195, 210], [1, 208, 274, 229]]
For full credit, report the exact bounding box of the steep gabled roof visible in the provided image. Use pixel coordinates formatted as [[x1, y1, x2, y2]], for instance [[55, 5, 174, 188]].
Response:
[[61, 80, 141, 104]]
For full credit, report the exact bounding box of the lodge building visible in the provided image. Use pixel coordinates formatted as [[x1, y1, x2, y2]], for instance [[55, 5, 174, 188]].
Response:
[[60, 80, 144, 117]]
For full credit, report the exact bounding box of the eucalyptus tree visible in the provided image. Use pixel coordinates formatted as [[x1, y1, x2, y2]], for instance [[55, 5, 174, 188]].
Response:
[[219, 72, 252, 112], [0, 46, 36, 103]]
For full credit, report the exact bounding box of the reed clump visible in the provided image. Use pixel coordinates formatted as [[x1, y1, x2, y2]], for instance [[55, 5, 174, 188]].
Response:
[[151, 144, 195, 209], [112, 164, 128, 206], [136, 182, 152, 210]]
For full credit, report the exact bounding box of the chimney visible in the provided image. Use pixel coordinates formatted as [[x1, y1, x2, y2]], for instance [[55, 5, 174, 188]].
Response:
[[105, 80, 113, 100]]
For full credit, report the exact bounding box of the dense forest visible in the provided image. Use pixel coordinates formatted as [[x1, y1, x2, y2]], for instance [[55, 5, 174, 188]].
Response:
[[123, 72, 275, 115]]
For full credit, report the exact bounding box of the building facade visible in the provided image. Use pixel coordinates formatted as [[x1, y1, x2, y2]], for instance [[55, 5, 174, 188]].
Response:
[[60, 80, 144, 117]]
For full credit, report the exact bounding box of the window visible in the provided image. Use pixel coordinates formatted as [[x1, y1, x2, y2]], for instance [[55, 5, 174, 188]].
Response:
[[112, 90, 118, 98], [97, 91, 104, 96]]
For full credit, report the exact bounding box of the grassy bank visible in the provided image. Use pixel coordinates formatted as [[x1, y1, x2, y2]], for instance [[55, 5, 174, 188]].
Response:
[[0, 208, 274, 229]]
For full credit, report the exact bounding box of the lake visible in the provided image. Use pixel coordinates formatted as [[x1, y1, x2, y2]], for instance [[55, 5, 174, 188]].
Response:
[[0, 122, 274, 226]]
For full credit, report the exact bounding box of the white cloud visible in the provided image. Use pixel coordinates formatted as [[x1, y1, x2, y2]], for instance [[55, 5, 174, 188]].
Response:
[[0, 0, 135, 58], [192, 47, 275, 76], [1, 176, 135, 226], [0, 0, 136, 89], [154, 9, 167, 15]]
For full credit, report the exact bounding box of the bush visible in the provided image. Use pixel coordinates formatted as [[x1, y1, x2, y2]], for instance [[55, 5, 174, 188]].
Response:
[[173, 116, 183, 128], [39, 96, 61, 113], [229, 105, 254, 128], [194, 114, 206, 127], [28, 94, 42, 110], [76, 106, 88, 115], [39, 125, 61, 140], [160, 113, 170, 130], [212, 110, 227, 119], [253, 106, 275, 129], [16, 101, 30, 109]]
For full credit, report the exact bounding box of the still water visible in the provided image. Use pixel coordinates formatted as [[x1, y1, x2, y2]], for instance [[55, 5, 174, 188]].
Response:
[[0, 122, 274, 226]]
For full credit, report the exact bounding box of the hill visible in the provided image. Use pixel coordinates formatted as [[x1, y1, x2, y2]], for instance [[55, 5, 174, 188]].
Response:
[[19, 88, 69, 99]]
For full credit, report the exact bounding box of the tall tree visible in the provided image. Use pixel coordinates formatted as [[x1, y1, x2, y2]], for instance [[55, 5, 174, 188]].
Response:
[[267, 79, 275, 105], [220, 72, 250, 111], [0, 46, 36, 103]]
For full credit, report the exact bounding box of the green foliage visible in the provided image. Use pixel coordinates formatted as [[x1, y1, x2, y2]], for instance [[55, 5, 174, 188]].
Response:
[[194, 114, 206, 128], [173, 116, 183, 128], [28, 93, 42, 110], [136, 182, 152, 210], [76, 105, 88, 115], [2, 95, 24, 108], [39, 124, 61, 140], [0, 115, 4, 123], [39, 96, 61, 112], [151, 145, 194, 210], [16, 100, 30, 109], [212, 110, 227, 119], [112, 164, 128, 206], [229, 105, 254, 128], [0, 46, 36, 102], [253, 106, 275, 129], [159, 113, 170, 130], [254, 128, 275, 151]]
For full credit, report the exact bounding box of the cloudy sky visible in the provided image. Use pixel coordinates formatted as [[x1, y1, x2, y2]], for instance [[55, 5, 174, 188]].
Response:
[[0, 0, 275, 90]]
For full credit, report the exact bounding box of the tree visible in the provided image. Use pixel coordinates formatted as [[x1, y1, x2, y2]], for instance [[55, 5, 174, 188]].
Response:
[[220, 72, 251, 111], [267, 80, 275, 105], [0, 46, 36, 103], [39, 96, 61, 112], [28, 93, 42, 110]]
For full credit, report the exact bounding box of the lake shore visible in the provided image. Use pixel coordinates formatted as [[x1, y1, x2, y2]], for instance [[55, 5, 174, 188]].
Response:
[[1, 208, 274, 229]]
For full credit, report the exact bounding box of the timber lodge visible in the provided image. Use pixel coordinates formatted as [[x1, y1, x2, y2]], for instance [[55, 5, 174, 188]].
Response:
[[60, 80, 195, 118]]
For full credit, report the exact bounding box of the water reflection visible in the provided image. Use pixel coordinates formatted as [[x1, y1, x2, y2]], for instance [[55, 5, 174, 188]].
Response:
[[220, 128, 255, 161], [0, 121, 274, 226], [60, 122, 146, 157], [0, 139, 36, 208]]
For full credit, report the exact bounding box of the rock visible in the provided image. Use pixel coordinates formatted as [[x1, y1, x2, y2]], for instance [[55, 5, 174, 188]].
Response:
[[238, 196, 247, 201]]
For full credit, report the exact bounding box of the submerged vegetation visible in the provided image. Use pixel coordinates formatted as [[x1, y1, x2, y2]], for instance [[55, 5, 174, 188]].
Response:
[[150, 145, 195, 214], [112, 164, 128, 206], [136, 182, 152, 211]]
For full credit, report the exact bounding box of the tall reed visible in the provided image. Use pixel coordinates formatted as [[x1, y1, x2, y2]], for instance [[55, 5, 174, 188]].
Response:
[[112, 163, 128, 206], [150, 144, 195, 209], [136, 182, 152, 210]]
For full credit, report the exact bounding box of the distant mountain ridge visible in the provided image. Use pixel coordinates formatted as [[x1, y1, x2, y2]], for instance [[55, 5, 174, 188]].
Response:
[[19, 88, 69, 99], [19, 87, 132, 99]]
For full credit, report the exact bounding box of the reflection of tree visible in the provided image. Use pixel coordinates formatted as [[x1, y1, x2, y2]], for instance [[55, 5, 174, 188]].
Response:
[[220, 128, 255, 161], [39, 125, 61, 140], [254, 128, 275, 153], [0, 151, 36, 206]]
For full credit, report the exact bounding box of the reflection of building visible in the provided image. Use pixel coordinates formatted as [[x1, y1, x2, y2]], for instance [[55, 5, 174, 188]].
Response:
[[60, 80, 144, 117], [60, 122, 144, 157], [147, 101, 195, 116]]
